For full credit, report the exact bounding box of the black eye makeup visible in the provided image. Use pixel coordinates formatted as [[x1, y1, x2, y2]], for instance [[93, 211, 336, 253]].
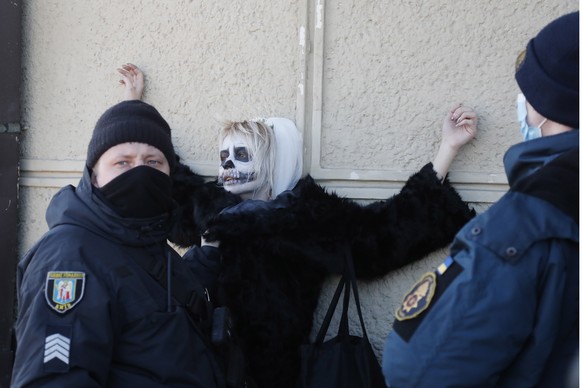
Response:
[[234, 147, 250, 162]]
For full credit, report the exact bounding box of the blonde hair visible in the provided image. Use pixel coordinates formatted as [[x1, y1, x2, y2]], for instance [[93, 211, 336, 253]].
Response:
[[219, 120, 276, 198], [219, 118, 303, 199]]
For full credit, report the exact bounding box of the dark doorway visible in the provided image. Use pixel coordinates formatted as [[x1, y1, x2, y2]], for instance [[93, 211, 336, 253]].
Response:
[[0, 133, 19, 387], [0, 0, 22, 386]]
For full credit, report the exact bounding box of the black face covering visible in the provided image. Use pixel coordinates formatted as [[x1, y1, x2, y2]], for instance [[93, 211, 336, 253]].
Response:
[[97, 166, 175, 219]]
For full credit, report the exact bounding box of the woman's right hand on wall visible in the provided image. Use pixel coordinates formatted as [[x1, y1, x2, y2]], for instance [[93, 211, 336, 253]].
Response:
[[442, 103, 478, 151], [432, 103, 478, 181]]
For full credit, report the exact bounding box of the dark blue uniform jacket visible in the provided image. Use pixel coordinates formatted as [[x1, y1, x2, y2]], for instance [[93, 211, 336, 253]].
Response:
[[12, 167, 225, 387], [383, 131, 579, 387]]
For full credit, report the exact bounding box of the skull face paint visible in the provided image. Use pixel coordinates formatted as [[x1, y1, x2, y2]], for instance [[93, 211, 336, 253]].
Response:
[[218, 132, 260, 197]]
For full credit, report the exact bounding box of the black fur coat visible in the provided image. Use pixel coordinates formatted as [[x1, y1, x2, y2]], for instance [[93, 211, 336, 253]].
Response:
[[170, 161, 475, 388]]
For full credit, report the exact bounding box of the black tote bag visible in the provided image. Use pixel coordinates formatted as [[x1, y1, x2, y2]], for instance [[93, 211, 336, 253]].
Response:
[[297, 252, 387, 388]]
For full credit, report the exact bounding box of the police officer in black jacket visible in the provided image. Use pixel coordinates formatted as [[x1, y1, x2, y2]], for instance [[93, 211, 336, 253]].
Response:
[[12, 100, 226, 387]]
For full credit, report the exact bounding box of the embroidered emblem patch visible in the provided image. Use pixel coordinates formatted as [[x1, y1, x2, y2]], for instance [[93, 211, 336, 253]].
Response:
[[395, 272, 436, 321], [45, 272, 86, 314]]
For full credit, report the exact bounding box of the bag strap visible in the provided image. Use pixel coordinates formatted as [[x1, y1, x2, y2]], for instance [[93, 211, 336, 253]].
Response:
[[338, 276, 351, 336], [314, 249, 369, 343], [314, 274, 346, 344], [344, 250, 369, 339]]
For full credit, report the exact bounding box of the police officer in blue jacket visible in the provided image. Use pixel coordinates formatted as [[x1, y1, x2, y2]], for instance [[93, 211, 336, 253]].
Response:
[[383, 11, 579, 388], [12, 100, 226, 387]]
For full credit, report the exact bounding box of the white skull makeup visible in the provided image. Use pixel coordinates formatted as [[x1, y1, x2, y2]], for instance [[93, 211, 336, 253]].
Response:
[[218, 132, 260, 197], [217, 118, 302, 201]]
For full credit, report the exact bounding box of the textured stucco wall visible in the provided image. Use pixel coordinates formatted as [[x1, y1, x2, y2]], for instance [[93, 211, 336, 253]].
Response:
[[21, 0, 299, 164], [322, 1, 536, 172], [19, 0, 578, 361]]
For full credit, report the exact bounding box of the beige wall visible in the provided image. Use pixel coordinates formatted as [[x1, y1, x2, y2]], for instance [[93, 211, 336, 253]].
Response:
[[19, 0, 578, 357]]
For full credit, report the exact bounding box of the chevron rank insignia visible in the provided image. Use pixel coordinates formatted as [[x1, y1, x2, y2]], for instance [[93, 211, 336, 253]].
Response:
[[43, 324, 71, 372], [45, 271, 86, 314], [395, 272, 436, 321]]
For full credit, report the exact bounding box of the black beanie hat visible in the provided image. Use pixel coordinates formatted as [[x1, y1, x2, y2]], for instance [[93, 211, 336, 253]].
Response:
[[515, 11, 579, 128], [87, 100, 176, 171]]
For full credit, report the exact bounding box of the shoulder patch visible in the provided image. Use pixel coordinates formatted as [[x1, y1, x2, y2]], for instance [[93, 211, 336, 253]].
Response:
[[395, 272, 436, 321], [43, 324, 72, 372], [45, 271, 86, 314]]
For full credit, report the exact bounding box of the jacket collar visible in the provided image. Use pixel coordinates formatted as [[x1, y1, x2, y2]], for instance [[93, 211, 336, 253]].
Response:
[[503, 130, 579, 187], [46, 166, 171, 246]]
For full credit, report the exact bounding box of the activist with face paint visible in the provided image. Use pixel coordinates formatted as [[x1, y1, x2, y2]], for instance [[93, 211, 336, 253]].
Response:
[[11, 100, 227, 387], [118, 63, 478, 388], [382, 11, 579, 388]]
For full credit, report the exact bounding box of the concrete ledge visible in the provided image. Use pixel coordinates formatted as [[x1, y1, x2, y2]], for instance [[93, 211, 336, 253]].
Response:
[[20, 159, 507, 202]]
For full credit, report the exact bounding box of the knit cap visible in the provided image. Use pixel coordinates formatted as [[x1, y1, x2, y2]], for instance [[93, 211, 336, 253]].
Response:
[[86, 100, 176, 170], [515, 11, 579, 128]]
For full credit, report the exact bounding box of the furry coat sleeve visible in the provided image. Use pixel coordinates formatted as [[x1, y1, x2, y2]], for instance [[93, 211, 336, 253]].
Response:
[[203, 163, 475, 279]]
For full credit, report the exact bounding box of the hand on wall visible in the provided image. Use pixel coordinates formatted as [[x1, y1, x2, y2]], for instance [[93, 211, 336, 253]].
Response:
[[117, 63, 144, 101]]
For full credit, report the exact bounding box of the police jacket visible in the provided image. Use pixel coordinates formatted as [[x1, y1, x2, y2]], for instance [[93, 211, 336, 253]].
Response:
[[12, 167, 225, 388], [383, 131, 579, 388], [172, 162, 476, 388]]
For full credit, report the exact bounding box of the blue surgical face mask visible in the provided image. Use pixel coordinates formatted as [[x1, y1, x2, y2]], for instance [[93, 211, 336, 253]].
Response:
[[517, 93, 547, 141]]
